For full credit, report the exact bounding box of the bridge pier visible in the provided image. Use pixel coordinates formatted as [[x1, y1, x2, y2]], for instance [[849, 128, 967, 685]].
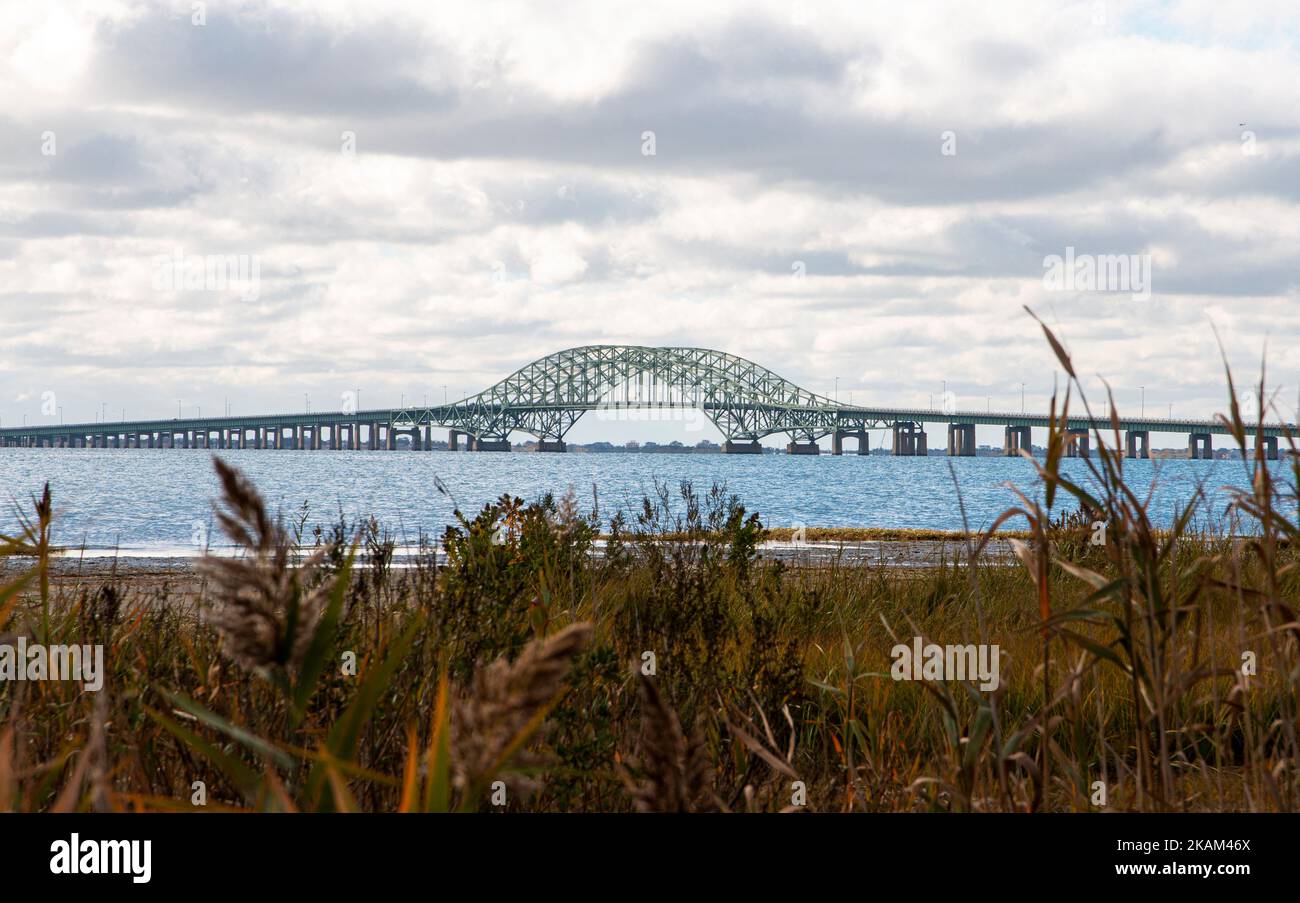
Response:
[[786, 440, 820, 455], [946, 423, 975, 456], [449, 429, 461, 451], [723, 440, 762, 454], [1065, 428, 1090, 458], [831, 430, 869, 455], [1125, 430, 1150, 459], [1003, 425, 1031, 457], [1255, 435, 1279, 460], [1188, 433, 1212, 459], [471, 438, 512, 452], [536, 440, 567, 452], [893, 422, 927, 456]]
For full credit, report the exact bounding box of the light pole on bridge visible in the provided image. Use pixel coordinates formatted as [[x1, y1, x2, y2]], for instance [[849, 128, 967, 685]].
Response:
[[1140, 386, 1145, 416], [1021, 383, 1025, 414]]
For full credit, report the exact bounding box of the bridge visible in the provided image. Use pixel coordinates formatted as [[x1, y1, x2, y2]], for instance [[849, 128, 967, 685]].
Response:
[[0, 345, 1291, 459]]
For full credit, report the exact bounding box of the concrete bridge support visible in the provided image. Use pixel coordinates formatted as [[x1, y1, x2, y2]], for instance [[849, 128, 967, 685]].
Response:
[[472, 438, 512, 452], [723, 440, 762, 454], [946, 423, 975, 456], [1188, 433, 1213, 459], [1003, 425, 1032, 457], [535, 440, 567, 452], [1255, 435, 1279, 460], [786, 440, 820, 455], [831, 430, 870, 455], [449, 429, 461, 451], [894, 421, 928, 456], [1125, 430, 1151, 459], [1065, 429, 1090, 458]]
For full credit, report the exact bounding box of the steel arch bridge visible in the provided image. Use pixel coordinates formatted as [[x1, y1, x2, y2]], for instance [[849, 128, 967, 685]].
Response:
[[1, 344, 1289, 454], [429, 345, 849, 443]]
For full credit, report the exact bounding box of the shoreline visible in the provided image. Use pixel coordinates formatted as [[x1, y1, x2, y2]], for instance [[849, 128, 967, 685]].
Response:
[[15, 531, 1023, 579]]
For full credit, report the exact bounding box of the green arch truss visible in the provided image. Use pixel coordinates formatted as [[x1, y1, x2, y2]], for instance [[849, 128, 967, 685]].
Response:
[[403, 345, 859, 442]]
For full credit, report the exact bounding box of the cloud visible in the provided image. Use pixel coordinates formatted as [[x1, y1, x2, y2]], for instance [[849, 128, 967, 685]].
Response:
[[0, 0, 1298, 433]]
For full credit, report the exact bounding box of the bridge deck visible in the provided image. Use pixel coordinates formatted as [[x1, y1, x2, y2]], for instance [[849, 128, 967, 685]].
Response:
[[0, 402, 1291, 442]]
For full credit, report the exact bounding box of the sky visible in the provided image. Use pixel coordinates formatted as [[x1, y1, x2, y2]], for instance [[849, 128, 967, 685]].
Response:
[[2, 0, 1298, 446]]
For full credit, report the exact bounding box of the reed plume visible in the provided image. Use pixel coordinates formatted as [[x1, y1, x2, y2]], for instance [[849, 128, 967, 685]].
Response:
[[619, 672, 720, 812], [199, 457, 336, 677], [450, 622, 593, 797]]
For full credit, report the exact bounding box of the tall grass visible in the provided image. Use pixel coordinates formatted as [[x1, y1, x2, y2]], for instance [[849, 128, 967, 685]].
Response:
[[0, 319, 1297, 812]]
